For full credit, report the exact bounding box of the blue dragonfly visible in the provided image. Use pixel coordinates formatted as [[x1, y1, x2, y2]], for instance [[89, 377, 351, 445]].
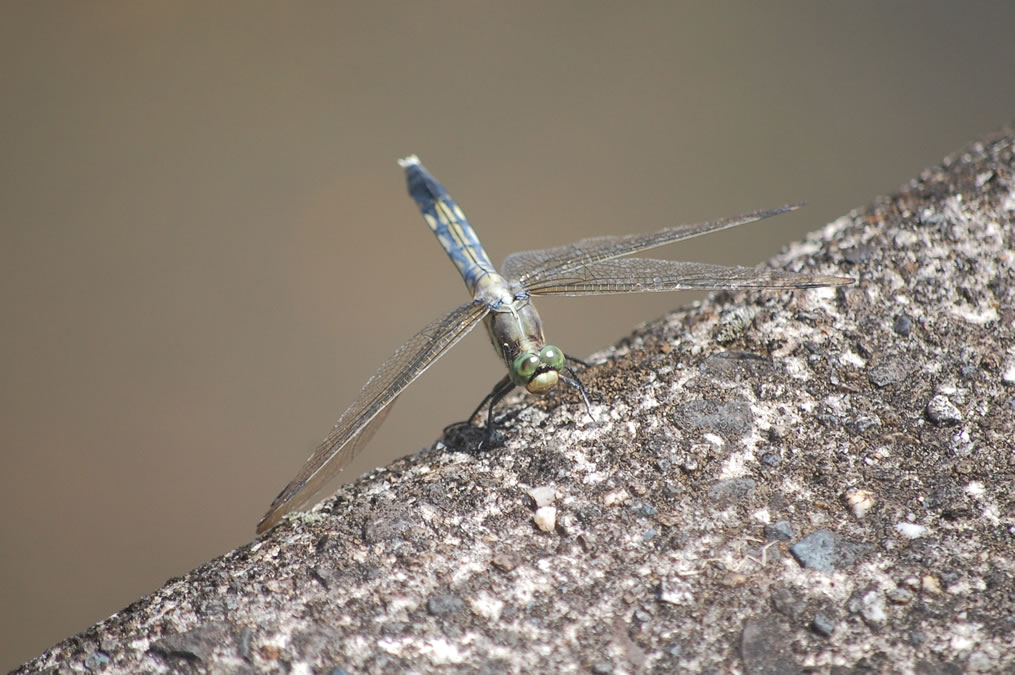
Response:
[[257, 156, 851, 532]]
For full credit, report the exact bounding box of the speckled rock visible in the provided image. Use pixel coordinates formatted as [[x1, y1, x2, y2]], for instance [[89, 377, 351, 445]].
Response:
[[16, 129, 1015, 674]]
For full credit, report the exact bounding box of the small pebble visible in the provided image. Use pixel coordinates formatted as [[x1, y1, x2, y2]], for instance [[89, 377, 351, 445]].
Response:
[[533, 506, 557, 532], [856, 590, 887, 625], [764, 521, 794, 541], [790, 529, 868, 572], [715, 306, 757, 344], [708, 478, 756, 504], [658, 579, 692, 605], [426, 594, 464, 616], [491, 551, 519, 572], [1002, 357, 1015, 385], [844, 488, 876, 519], [527, 485, 556, 508], [894, 522, 928, 539], [867, 358, 911, 388], [921, 575, 942, 594], [811, 611, 838, 637], [603, 488, 631, 506], [926, 394, 962, 425], [850, 414, 881, 433]]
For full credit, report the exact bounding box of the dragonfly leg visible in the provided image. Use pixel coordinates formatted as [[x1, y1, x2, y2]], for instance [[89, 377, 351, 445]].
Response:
[[560, 364, 596, 423], [564, 353, 591, 368], [443, 374, 515, 439], [477, 375, 518, 445]]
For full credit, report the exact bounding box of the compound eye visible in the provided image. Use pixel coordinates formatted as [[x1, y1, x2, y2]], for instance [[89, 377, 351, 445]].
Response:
[[511, 353, 541, 386], [538, 345, 565, 371]]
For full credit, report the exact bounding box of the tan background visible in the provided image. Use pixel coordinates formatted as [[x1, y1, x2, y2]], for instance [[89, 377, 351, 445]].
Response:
[[2, 2, 1014, 669]]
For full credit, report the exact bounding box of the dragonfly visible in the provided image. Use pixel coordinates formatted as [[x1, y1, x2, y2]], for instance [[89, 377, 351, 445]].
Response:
[[256, 156, 851, 533]]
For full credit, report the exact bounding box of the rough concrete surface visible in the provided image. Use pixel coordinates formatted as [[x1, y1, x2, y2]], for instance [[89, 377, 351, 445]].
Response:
[[17, 130, 1015, 673]]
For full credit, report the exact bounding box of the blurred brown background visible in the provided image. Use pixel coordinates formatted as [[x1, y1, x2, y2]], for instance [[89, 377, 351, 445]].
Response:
[[2, 2, 1013, 669]]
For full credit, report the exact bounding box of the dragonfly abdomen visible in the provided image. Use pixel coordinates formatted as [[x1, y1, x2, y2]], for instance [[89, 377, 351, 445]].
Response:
[[399, 155, 496, 292]]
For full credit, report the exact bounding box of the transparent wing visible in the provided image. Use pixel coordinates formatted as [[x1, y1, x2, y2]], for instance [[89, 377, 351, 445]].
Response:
[[524, 258, 852, 296], [257, 300, 490, 533], [502, 204, 803, 284]]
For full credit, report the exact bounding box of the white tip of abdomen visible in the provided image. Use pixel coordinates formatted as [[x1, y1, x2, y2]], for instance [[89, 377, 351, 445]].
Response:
[[397, 154, 421, 168]]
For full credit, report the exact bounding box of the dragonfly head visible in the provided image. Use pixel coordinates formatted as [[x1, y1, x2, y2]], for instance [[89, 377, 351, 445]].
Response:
[[511, 345, 566, 395]]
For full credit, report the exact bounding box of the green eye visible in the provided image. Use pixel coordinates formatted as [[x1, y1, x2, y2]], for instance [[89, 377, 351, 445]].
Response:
[[538, 345, 565, 371], [511, 353, 541, 386]]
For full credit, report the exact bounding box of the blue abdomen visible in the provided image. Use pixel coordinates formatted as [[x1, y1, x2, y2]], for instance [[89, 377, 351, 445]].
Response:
[[400, 155, 496, 291]]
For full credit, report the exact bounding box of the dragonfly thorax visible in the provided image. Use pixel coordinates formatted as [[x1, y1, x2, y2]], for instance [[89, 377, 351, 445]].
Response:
[[481, 287, 564, 395]]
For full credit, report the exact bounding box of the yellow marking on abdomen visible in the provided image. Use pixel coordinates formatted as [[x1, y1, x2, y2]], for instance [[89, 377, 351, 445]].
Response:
[[436, 199, 488, 268]]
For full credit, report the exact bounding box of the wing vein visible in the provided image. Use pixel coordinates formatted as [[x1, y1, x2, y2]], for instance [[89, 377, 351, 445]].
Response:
[[502, 204, 803, 283], [257, 300, 489, 532]]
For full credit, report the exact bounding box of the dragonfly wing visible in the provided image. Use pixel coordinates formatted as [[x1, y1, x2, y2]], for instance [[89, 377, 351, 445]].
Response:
[[502, 204, 804, 284], [525, 258, 852, 296], [257, 299, 490, 533]]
